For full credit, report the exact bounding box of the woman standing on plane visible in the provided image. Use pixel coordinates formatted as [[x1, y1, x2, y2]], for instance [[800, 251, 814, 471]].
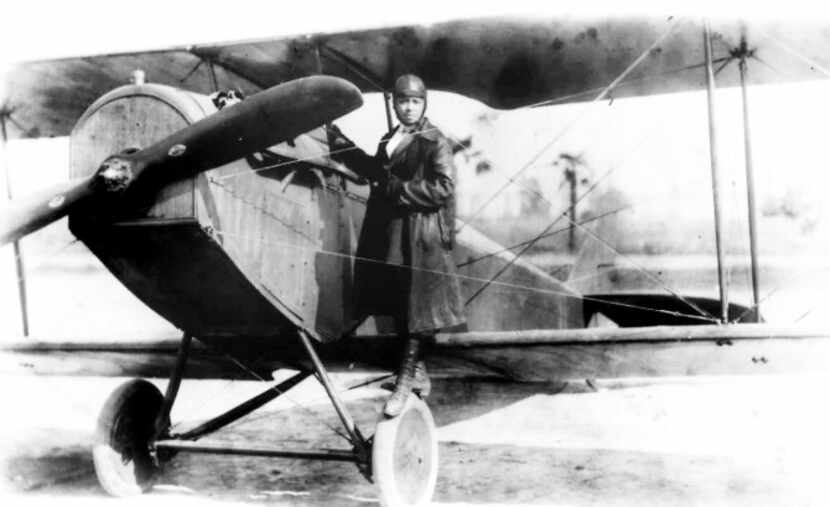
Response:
[[332, 74, 466, 417]]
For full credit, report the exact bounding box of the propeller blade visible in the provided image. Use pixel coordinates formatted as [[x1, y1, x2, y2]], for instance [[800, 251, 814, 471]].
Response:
[[0, 76, 363, 246], [0, 177, 95, 246], [123, 75, 364, 187]]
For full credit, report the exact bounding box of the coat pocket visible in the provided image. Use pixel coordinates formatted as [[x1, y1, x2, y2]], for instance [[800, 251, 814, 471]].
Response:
[[416, 212, 442, 252], [436, 210, 452, 249]]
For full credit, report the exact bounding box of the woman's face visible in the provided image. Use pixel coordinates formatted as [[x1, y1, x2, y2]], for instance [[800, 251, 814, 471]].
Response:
[[393, 96, 425, 127]]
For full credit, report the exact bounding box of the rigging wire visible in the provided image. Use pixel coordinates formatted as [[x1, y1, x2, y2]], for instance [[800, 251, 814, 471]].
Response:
[[205, 25, 724, 322], [544, 116, 724, 315], [758, 30, 830, 78], [561, 207, 715, 320], [211, 19, 691, 206], [793, 308, 814, 324], [210, 143, 367, 182], [0, 240, 280, 431], [720, 31, 830, 324], [488, 114, 666, 284], [463, 162, 623, 306], [730, 264, 830, 324], [456, 206, 629, 268], [10, 22, 830, 446], [8, 16, 743, 347], [460, 113, 698, 309], [209, 122, 555, 211], [1, 236, 350, 440], [209, 228, 719, 324], [319, 45, 388, 93], [748, 53, 798, 81], [194, 340, 352, 441], [524, 56, 732, 109], [455, 17, 683, 233]]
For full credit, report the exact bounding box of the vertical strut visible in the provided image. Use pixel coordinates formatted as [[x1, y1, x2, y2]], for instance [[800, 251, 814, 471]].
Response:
[[703, 21, 729, 323], [738, 29, 761, 322], [383, 92, 394, 133], [207, 61, 219, 92], [154, 332, 192, 438], [0, 113, 29, 337], [296, 329, 368, 458]]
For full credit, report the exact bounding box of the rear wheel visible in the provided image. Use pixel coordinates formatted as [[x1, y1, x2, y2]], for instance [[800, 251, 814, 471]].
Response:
[[92, 378, 165, 496], [372, 394, 438, 507]]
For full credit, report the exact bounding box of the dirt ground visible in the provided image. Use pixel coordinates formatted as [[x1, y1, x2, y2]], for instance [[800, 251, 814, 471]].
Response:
[[2, 372, 829, 506]]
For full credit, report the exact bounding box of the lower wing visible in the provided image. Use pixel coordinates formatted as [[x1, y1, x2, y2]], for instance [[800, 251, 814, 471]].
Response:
[[3, 323, 829, 382]]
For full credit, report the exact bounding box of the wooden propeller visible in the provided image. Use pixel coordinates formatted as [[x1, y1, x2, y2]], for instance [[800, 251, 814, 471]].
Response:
[[0, 76, 362, 246]]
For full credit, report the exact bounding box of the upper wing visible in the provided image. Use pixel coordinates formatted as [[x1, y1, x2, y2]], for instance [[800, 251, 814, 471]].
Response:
[[3, 17, 830, 139]]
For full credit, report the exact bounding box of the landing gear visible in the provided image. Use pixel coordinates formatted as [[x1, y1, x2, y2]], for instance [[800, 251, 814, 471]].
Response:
[[90, 329, 439, 506], [92, 379, 165, 496], [373, 394, 439, 507], [93, 332, 190, 496]]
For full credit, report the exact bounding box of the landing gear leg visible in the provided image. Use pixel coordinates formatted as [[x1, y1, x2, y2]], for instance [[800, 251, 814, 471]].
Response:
[[296, 329, 370, 463], [92, 332, 192, 496], [154, 332, 192, 440], [296, 329, 438, 506]]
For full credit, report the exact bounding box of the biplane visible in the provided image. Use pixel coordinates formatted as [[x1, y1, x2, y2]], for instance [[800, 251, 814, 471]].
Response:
[[2, 13, 830, 507]]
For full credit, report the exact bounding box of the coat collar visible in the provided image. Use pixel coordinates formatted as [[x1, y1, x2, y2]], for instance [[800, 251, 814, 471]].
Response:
[[382, 117, 440, 141], [380, 117, 441, 163], [411, 117, 440, 141], [387, 126, 414, 162]]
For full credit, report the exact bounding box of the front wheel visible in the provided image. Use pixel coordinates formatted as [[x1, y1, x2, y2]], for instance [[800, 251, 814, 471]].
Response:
[[92, 378, 165, 496], [372, 394, 438, 507]]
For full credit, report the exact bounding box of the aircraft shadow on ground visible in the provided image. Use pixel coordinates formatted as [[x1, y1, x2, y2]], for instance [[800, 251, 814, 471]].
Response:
[[3, 443, 98, 494]]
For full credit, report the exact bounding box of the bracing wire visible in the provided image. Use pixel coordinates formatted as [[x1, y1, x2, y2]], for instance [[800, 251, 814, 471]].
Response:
[[206, 25, 730, 323], [459, 111, 694, 308], [455, 16, 684, 233], [759, 30, 830, 78], [463, 162, 623, 306], [561, 209, 715, 320], [320, 45, 388, 93], [524, 55, 732, 109], [194, 339, 352, 442], [730, 265, 830, 325], [210, 228, 719, 324], [721, 30, 830, 324], [456, 206, 629, 268], [210, 18, 688, 200], [2, 237, 351, 440]]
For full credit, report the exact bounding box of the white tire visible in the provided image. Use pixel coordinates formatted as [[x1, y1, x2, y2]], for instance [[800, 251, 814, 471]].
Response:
[[372, 394, 438, 507]]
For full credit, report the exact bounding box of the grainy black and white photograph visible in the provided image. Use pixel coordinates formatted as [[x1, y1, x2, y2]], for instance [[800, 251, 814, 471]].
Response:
[[2, 1, 830, 505]]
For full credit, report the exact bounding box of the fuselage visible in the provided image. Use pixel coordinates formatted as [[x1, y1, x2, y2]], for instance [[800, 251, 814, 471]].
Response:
[[67, 84, 583, 344]]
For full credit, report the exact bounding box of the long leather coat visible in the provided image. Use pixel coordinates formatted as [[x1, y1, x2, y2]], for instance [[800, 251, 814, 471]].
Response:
[[338, 118, 466, 334]]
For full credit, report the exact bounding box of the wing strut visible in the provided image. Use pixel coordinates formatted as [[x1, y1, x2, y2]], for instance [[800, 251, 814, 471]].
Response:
[[0, 110, 29, 336], [703, 21, 729, 323], [319, 44, 394, 131], [736, 27, 762, 322]]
